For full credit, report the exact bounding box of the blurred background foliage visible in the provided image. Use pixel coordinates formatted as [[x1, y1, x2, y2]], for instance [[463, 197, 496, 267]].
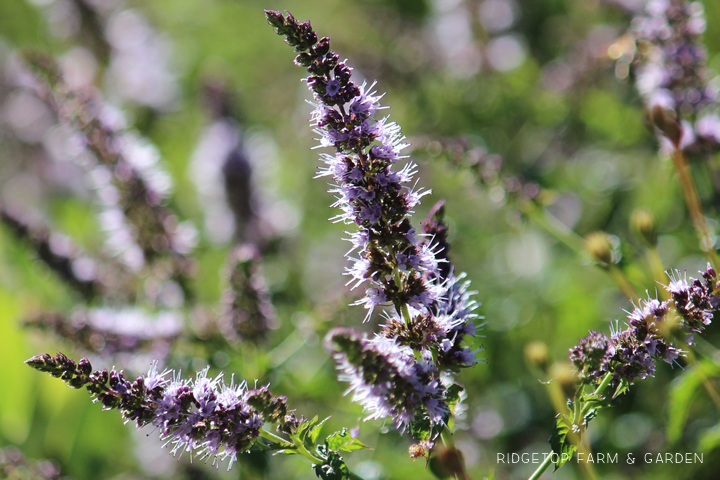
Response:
[[1, 0, 720, 479]]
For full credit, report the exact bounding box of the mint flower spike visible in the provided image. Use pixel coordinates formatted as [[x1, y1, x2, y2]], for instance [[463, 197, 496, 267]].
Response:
[[25, 353, 293, 470], [0, 204, 107, 301], [540, 263, 720, 475], [267, 11, 483, 453]]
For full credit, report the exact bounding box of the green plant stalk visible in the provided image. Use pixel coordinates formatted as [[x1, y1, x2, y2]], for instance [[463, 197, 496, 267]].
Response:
[[519, 200, 586, 258], [528, 372, 614, 480], [260, 428, 367, 479], [671, 148, 719, 270], [607, 265, 639, 301], [520, 200, 638, 300], [528, 454, 553, 480]]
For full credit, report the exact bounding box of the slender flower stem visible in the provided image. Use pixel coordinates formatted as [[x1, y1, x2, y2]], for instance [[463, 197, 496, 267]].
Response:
[[528, 453, 553, 480], [671, 148, 719, 270], [519, 201, 586, 258], [259, 428, 292, 446], [520, 201, 638, 300], [581, 372, 614, 419], [647, 246, 670, 301], [607, 265, 639, 301]]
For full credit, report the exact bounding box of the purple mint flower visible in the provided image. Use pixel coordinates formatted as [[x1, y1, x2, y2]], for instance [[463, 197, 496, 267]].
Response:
[[569, 331, 614, 381], [325, 328, 449, 430]]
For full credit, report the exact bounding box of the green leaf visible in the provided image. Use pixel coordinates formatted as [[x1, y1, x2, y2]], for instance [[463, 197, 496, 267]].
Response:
[[613, 378, 630, 399], [297, 415, 319, 442], [698, 422, 720, 453], [548, 414, 577, 471], [410, 416, 432, 442], [309, 417, 331, 444], [445, 384, 464, 404], [326, 429, 371, 453], [667, 359, 720, 443]]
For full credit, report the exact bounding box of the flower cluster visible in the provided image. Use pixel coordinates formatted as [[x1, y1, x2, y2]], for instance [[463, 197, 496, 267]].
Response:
[[570, 263, 718, 385], [24, 308, 182, 358], [266, 10, 483, 436], [26, 352, 293, 468], [218, 244, 277, 344], [326, 328, 448, 429], [21, 52, 195, 284], [631, 0, 720, 153]]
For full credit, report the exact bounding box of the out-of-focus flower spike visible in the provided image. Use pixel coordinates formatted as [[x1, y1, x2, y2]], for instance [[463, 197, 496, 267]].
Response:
[[24, 308, 183, 358], [20, 50, 196, 292], [0, 203, 130, 301], [218, 244, 277, 344], [0, 446, 73, 480]]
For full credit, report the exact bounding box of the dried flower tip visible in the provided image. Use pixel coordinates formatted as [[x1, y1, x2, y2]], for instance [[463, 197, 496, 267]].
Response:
[[408, 440, 434, 460], [650, 105, 682, 146]]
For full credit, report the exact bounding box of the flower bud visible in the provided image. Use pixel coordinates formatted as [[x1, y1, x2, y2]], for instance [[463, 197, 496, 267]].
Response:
[[650, 105, 681, 147], [584, 231, 614, 266], [524, 341, 549, 372], [630, 209, 657, 246]]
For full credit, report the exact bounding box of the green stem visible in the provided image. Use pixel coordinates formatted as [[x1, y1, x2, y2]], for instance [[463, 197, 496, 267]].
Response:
[[528, 453, 553, 480], [259, 428, 292, 446], [581, 372, 614, 418], [520, 201, 586, 257], [291, 436, 326, 464]]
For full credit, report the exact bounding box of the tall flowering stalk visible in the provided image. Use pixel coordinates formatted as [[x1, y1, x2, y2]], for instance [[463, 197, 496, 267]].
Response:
[[265, 10, 483, 459], [632, 0, 720, 153], [24, 308, 182, 359], [530, 264, 720, 477], [25, 353, 291, 468], [26, 352, 372, 478], [628, 0, 720, 267]]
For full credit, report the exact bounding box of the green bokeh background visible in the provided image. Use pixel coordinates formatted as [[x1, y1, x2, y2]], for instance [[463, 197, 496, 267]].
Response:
[[2, 1, 720, 479]]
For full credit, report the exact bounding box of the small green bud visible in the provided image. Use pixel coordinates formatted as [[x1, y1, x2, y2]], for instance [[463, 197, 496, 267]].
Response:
[[630, 209, 657, 246], [584, 231, 614, 266], [524, 341, 549, 372]]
